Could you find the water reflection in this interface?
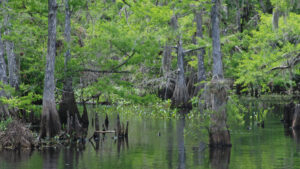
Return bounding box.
[177,115,186,169]
[41,148,60,169]
[0,149,32,168]
[209,147,231,169]
[117,137,129,156]
[166,120,173,169]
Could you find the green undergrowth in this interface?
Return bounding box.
[0,117,13,131]
[94,99,179,119]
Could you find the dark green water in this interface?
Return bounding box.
[1,103,300,169]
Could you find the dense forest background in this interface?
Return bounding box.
[0,0,300,139]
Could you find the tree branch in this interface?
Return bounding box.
[81,69,131,74]
[183,47,205,54]
[270,55,300,71]
[111,50,136,70]
[122,0,131,7]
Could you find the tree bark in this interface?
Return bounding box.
[193,9,206,96]
[0,24,10,121]
[40,0,61,138]
[211,0,223,79]
[259,0,267,13]
[209,0,231,147]
[172,36,190,108]
[171,14,190,108]
[3,0,19,90]
[236,0,242,32]
[208,80,231,147]
[58,0,81,125]
[272,8,280,30]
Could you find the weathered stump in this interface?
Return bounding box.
[204,79,231,147]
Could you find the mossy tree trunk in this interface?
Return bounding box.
[193,8,206,96]
[211,0,223,79]
[58,0,81,125]
[208,0,231,147]
[3,0,19,90]
[40,0,61,138]
[172,36,190,108]
[160,14,177,100]
[0,24,10,121]
[272,8,280,30]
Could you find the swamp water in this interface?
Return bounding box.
[1,102,300,169]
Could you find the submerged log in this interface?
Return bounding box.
[292,104,300,130]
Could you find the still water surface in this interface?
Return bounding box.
[1,102,300,169]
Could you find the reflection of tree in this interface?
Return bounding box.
[117,137,129,157]
[0,149,33,168]
[62,145,84,169]
[210,147,231,169]
[166,120,173,169]
[42,148,60,169]
[177,115,186,169]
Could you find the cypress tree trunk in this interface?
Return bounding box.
[159,14,177,100]
[236,0,242,32]
[172,36,190,108]
[0,24,10,121]
[193,9,206,96]
[259,0,267,13]
[58,0,81,125]
[160,42,174,99]
[171,15,190,108]
[211,0,223,79]
[209,0,231,147]
[272,8,280,30]
[3,0,19,90]
[40,0,61,138]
